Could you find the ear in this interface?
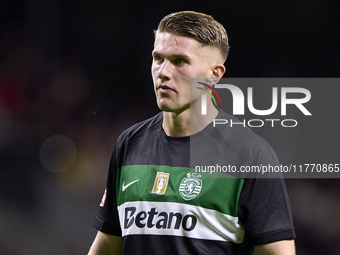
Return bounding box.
[206,64,226,85]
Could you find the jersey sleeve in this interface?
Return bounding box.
[93,146,122,236]
[238,144,296,246]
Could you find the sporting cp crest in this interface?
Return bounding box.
[179,173,203,201]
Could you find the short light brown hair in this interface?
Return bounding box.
[155,11,230,62]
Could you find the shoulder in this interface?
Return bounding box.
[208,111,275,163]
[116,112,163,146]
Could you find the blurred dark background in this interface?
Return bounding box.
[0,0,339,254]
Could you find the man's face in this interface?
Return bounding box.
[152,32,218,114]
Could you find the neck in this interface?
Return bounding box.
[162,102,218,137]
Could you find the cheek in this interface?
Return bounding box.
[192,62,211,76]
[151,66,158,79]
[176,67,192,81]
[181,65,207,79]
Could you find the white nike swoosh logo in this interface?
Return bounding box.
[122,179,140,191]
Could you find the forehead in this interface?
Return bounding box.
[153,32,202,56]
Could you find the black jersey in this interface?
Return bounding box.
[94,110,295,255]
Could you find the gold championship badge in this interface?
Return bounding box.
[151,172,170,195]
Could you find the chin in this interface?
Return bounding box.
[158,104,190,116]
[157,98,172,111]
[157,104,174,112]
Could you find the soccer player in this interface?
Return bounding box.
[88,11,296,255]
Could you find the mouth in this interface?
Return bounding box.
[158,84,175,93]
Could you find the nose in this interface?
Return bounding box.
[158,60,171,82]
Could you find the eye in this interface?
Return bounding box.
[153,55,163,64]
[174,58,186,66]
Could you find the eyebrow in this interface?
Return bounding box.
[152,51,191,60]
